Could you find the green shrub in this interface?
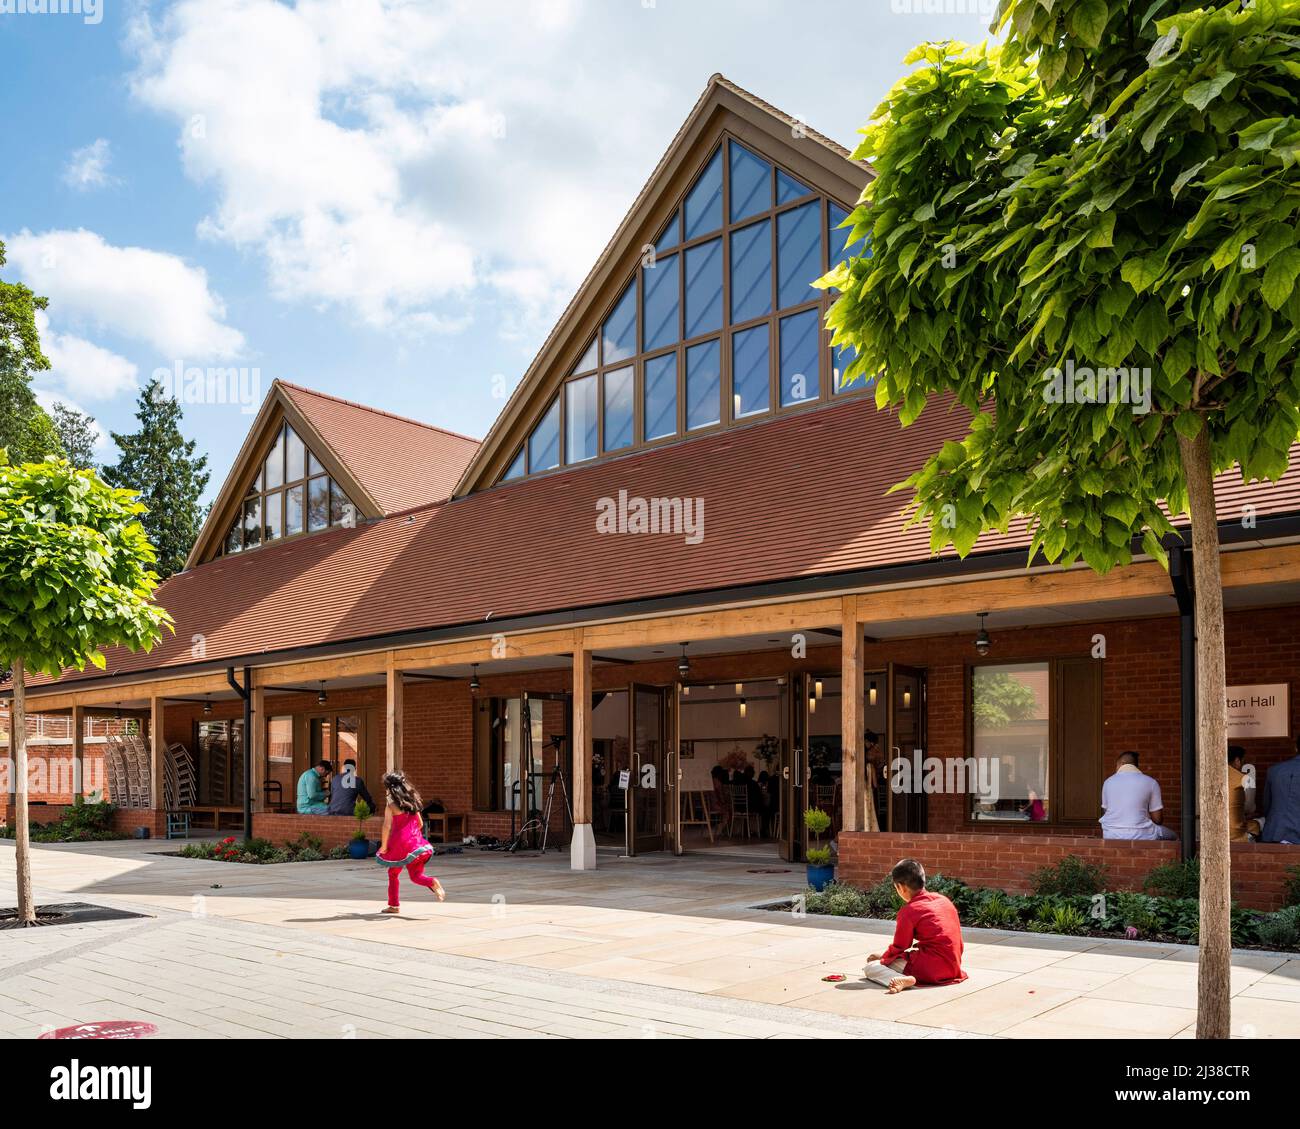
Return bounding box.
[285,831,324,855]
[1144,859,1199,900]
[328,845,348,860]
[1113,891,1161,935]
[1257,912,1299,950]
[268,847,294,864]
[1030,854,1108,897]
[1028,901,1088,935]
[295,848,324,862]
[806,847,833,867]
[1152,897,1200,943]
[974,893,1019,930]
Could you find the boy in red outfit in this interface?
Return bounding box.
[863,858,967,993]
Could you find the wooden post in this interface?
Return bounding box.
[71,704,85,801]
[386,652,403,774]
[840,595,865,833]
[570,636,596,870]
[150,695,165,810]
[250,685,266,812]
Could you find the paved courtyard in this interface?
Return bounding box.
[2,839,1298,1039]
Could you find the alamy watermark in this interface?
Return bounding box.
[889,0,998,15]
[1,0,101,24]
[596,489,704,545]
[152,361,262,415]
[1043,359,1152,415]
[890,750,1001,804]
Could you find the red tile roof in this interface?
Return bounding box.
[22,395,1300,689]
[280,382,479,514]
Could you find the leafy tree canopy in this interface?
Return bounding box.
[0,239,62,465]
[0,458,173,678]
[102,379,210,579]
[50,403,99,471]
[819,0,1300,572]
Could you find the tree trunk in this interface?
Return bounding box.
[1178,428,1230,1040]
[13,657,35,925]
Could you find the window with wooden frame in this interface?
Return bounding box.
[219,422,358,556]
[966,657,1103,827]
[499,135,869,483]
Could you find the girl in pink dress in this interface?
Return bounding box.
[376,771,446,913]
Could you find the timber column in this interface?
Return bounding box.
[840,596,865,832]
[570,636,596,870]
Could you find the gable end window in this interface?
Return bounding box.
[219,422,357,556]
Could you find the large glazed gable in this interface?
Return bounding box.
[452,74,872,497]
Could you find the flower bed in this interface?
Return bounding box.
[0,798,128,843]
[175,833,352,864]
[793,856,1300,953]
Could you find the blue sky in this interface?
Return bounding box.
[0,0,996,502]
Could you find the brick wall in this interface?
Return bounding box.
[0,802,164,839]
[839,830,1180,895]
[250,812,385,851]
[838,831,1300,911]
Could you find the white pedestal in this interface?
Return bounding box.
[570,822,597,871]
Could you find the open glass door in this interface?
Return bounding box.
[667,684,682,855]
[781,673,809,862]
[627,684,667,855]
[886,664,928,833]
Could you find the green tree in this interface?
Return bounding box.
[819,0,1300,1038]
[0,240,62,464]
[972,670,1040,729]
[0,457,171,923]
[102,380,210,578]
[50,403,99,471]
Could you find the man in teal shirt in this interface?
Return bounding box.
[296,760,332,814]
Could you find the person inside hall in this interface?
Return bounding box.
[328,758,376,816]
[1261,737,1300,845]
[1227,746,1260,841]
[863,858,966,993]
[296,759,332,815]
[1099,751,1176,840]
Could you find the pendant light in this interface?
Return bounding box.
[203,696,213,716]
[814,678,823,700]
[735,682,743,696]
[975,611,992,657]
[869,679,877,707]
[739,696,747,719]
[677,642,690,679]
[903,688,912,709]
[808,693,816,714]
[317,682,327,705]
[469,663,481,693]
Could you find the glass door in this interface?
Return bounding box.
[627,684,667,855]
[781,673,809,862]
[886,664,928,833]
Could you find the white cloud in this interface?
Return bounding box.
[62,139,117,191]
[124,0,659,336]
[34,311,138,403]
[4,228,245,360]
[122,0,983,347]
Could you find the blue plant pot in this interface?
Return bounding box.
[347,839,369,860]
[806,864,835,892]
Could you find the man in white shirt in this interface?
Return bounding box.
[1100,751,1177,840]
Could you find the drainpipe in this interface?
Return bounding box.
[1169,545,1196,859]
[227,666,252,843]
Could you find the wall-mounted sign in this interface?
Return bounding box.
[1226,684,1290,740]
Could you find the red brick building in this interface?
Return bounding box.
[4,77,1299,907]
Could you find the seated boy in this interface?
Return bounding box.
[863,858,967,993]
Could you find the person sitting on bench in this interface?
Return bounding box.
[296,760,332,815]
[328,759,376,816]
[863,858,967,993]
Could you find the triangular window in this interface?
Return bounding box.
[221,422,356,555]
